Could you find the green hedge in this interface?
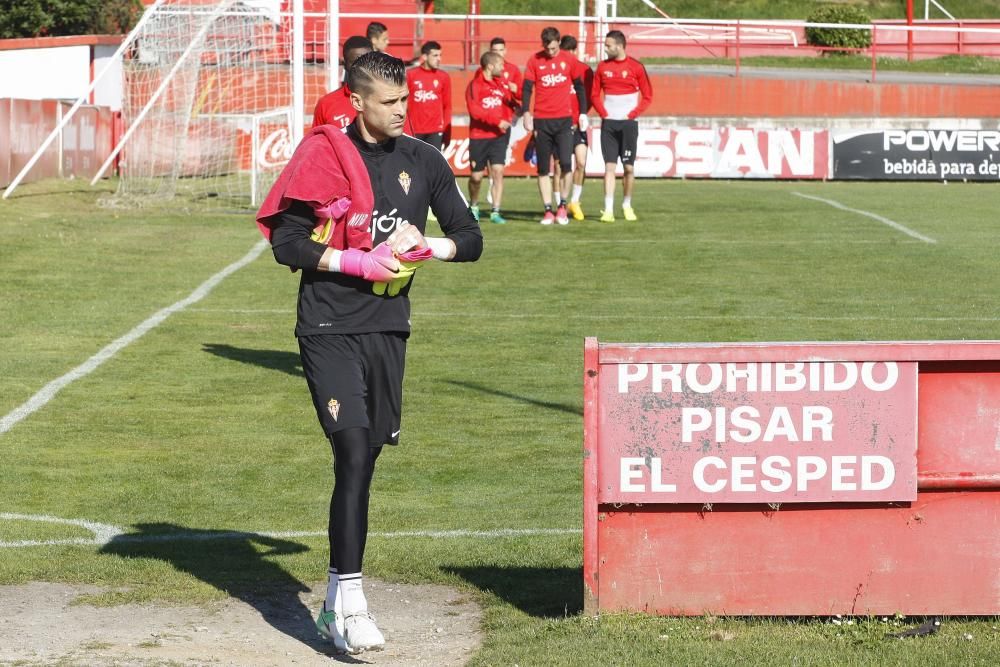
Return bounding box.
[804,5,873,54]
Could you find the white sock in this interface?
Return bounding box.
[325,567,340,611]
[571,184,583,203]
[604,196,613,212]
[622,196,632,209]
[339,572,368,614]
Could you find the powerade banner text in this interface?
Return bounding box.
[833,129,1000,181]
[597,360,918,503]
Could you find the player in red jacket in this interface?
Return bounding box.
[366,21,389,53]
[489,37,523,110]
[406,41,452,150]
[466,51,518,225]
[556,35,593,221]
[312,36,373,130]
[521,26,588,225]
[487,37,523,211]
[591,30,652,222]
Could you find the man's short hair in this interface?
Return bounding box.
[606,30,627,48]
[489,36,506,48]
[366,21,388,39]
[347,51,406,96]
[421,40,442,55]
[480,50,503,69]
[342,35,373,62]
[540,27,560,46]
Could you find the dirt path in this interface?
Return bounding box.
[0,579,482,666]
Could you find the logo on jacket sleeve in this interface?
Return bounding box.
[327,398,340,421]
[398,171,411,194]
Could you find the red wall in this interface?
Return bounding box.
[440,68,999,119]
[0,99,114,188]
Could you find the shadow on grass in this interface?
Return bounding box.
[445,380,582,416]
[443,565,583,618]
[99,523,361,663]
[496,208,550,222]
[203,343,302,377]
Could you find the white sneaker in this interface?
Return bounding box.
[315,601,348,653]
[343,610,385,653]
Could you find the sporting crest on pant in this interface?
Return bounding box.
[398,171,411,195]
[327,398,340,421]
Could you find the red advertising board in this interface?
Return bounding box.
[60,103,114,180]
[443,124,830,179]
[238,121,830,181]
[584,340,1000,616]
[8,99,60,183]
[0,99,10,187]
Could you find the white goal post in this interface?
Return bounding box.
[94,0,304,210]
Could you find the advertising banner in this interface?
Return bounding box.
[60,103,113,180]
[439,123,830,179]
[833,129,1000,181]
[8,99,59,182]
[597,359,918,504]
[247,122,830,181]
[0,99,10,187]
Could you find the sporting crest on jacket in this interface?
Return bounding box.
[398,171,411,195]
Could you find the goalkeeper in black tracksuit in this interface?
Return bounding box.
[266,52,483,654]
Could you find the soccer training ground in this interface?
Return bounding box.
[2,177,1000,665]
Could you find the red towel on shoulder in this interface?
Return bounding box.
[255,125,374,251]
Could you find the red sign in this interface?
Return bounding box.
[439,124,829,179]
[612,126,829,179]
[598,359,917,503]
[244,122,829,181]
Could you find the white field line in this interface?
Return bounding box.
[0,513,579,548]
[467,238,917,245]
[792,192,937,244]
[415,314,1000,321]
[186,308,1000,323]
[0,239,269,436]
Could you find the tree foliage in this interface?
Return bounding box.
[0,0,143,39]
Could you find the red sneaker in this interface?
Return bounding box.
[555,204,569,225]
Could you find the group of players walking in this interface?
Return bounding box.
[312,25,652,225]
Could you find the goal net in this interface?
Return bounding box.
[101,0,296,210]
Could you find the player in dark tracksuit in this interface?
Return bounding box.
[268,52,482,654]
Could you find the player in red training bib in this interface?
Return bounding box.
[591,30,652,223]
[555,34,593,221]
[312,36,373,130]
[521,26,588,226]
[406,41,452,151]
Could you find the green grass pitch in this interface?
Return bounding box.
[2,176,999,664]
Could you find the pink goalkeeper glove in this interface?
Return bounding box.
[313,197,351,221]
[339,243,400,282]
[396,247,434,263]
[372,246,434,296]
